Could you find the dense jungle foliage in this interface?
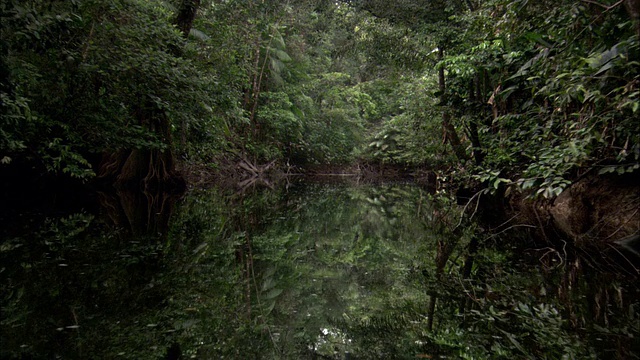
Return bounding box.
[1,1,640,359]
[2,0,638,194]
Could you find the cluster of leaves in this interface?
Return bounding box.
[448,0,640,197]
[337,0,639,197]
[362,77,453,166]
[1,0,220,179]
[2,0,637,187]
[177,1,383,166]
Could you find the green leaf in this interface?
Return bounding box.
[525,32,552,48]
[275,49,291,62]
[189,28,210,40]
[598,166,616,175]
[262,277,276,291]
[264,300,276,315]
[264,288,283,300]
[594,61,614,76]
[498,329,532,358]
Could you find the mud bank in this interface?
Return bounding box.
[485,172,640,257]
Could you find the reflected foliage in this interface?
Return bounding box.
[1,183,639,359]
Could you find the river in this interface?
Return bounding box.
[1,180,638,359]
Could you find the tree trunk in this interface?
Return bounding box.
[174,0,202,150]
[438,48,468,162]
[426,294,437,332]
[97,2,203,191]
[625,0,640,39]
[175,0,201,38]
[98,188,178,239]
[467,118,484,165]
[465,0,475,12]
[426,237,454,332]
[459,236,479,314]
[98,107,184,190]
[467,75,485,165]
[249,42,263,136]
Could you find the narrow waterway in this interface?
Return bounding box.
[1,181,638,359]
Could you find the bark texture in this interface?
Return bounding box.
[625,0,640,38]
[175,0,201,38]
[549,173,639,245]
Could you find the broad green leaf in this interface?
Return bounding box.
[264,288,283,300]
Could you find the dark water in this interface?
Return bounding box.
[1,182,639,359]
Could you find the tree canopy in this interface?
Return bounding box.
[1,0,638,196]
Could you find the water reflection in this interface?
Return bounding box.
[1,182,638,359]
[98,188,180,238]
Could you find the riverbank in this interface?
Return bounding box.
[463,170,640,272]
[177,158,437,190]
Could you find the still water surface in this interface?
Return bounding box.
[1,181,638,359]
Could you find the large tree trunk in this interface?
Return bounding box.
[97,1,202,191]
[98,107,184,190]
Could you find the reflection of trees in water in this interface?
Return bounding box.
[1,187,186,359]
[327,200,639,359]
[97,188,180,239]
[5,183,636,359]
[529,246,640,358]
